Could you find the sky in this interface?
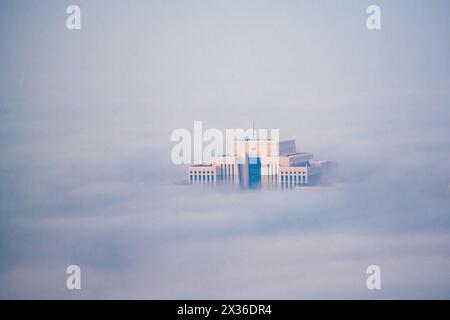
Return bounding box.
[0,0,449,298]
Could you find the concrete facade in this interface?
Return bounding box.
[188,138,330,187]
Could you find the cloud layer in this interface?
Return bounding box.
[1,0,450,299]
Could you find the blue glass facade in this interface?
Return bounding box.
[248,157,261,189]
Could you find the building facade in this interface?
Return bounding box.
[188,138,332,188]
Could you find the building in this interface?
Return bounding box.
[188,138,332,188]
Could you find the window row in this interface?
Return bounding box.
[190,175,215,182]
[280,175,307,182]
[280,171,306,175]
[219,164,234,176]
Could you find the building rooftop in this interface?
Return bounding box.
[285,152,312,157]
